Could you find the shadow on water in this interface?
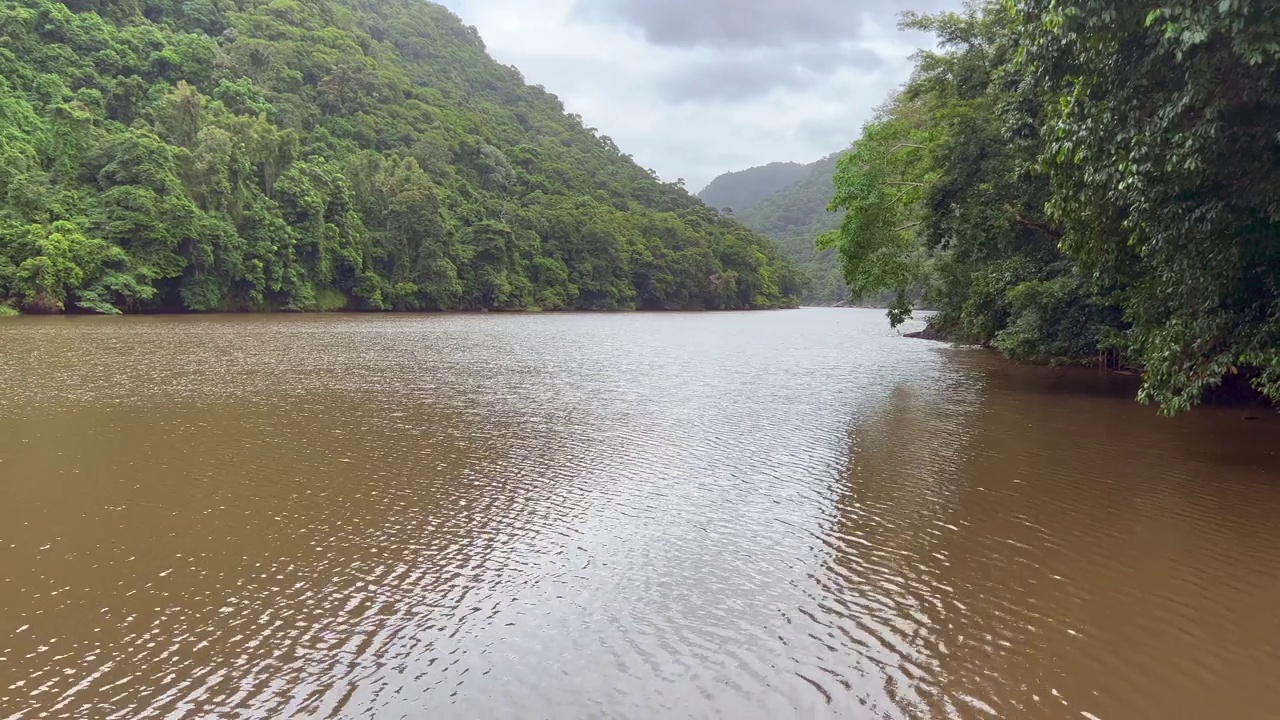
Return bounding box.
[820,349,1280,720]
[945,348,1280,472]
[967,360,1142,401]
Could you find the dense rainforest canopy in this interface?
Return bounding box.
[0,0,802,314]
[699,154,850,305]
[825,0,1280,413]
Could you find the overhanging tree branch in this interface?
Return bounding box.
[1013,212,1063,238]
[888,187,916,206]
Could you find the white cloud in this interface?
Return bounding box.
[441,0,956,190]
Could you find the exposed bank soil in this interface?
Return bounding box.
[903,325,943,341]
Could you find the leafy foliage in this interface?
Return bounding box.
[824,0,1280,413]
[0,0,800,314]
[1015,0,1280,412]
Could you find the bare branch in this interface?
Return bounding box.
[888,187,915,206]
[1014,213,1063,238]
[895,221,922,232]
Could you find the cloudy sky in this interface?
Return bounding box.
[438,0,960,191]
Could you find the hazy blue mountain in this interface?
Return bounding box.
[700,152,851,305]
[696,162,808,216]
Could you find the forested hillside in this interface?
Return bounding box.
[0,0,801,314]
[699,154,850,305]
[696,162,806,218]
[826,0,1280,413]
[735,152,847,305]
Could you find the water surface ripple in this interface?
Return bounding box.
[1,310,1279,719]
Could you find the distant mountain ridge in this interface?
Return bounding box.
[697,162,808,216]
[698,152,849,305]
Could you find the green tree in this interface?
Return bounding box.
[1014,0,1280,411]
[3,221,142,313]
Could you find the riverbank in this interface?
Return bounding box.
[0,302,799,317]
[903,325,942,341]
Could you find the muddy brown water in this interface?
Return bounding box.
[1,309,1278,719]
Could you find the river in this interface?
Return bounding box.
[1,309,1278,719]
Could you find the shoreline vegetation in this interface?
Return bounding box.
[820,0,1280,415]
[0,0,802,319]
[0,303,799,317]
